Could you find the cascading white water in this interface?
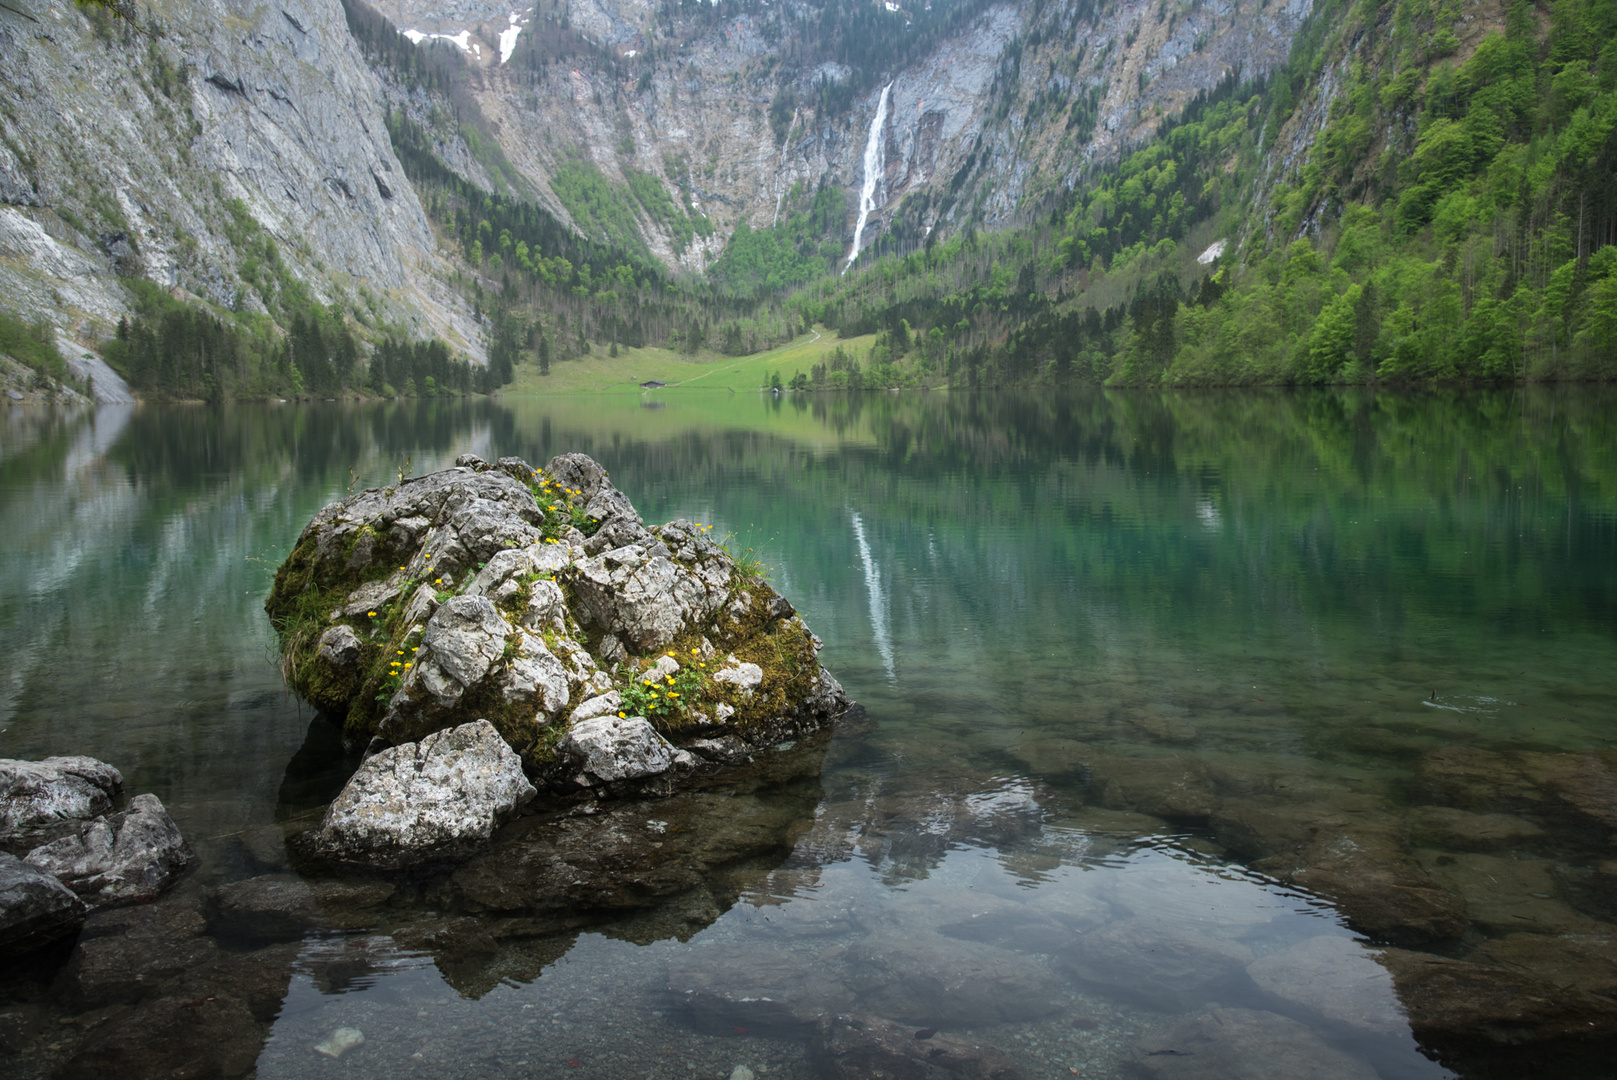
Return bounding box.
[845,81,893,272]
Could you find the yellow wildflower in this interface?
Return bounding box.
[367,611,377,617]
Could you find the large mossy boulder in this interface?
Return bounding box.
[266,453,851,789]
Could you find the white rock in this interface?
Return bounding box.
[314,720,536,865]
[569,691,624,724]
[641,654,681,683]
[420,595,509,689]
[313,1027,365,1058]
[0,756,123,840]
[23,793,194,906]
[503,633,571,714]
[712,660,764,694]
[560,716,680,782]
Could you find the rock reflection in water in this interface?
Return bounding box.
[248,759,1442,1080]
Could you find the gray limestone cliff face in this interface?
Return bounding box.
[0,0,479,356]
[361,0,1310,269]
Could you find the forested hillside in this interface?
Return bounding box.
[9,0,1610,399]
[770,0,1617,387]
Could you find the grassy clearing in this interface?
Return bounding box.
[504,326,878,396]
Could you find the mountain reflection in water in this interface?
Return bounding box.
[2,387,1615,1080]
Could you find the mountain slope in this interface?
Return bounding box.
[770,0,1616,387]
[0,0,479,360]
[355,0,1314,274]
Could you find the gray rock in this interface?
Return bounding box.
[597,632,629,665]
[560,715,681,783]
[1131,1007,1379,1080]
[573,544,726,653]
[503,632,571,715]
[0,852,86,958]
[316,623,363,667]
[805,665,849,716]
[521,577,569,629]
[1406,805,1545,851]
[641,653,681,683]
[24,794,195,907]
[810,1011,1025,1080]
[401,581,439,625]
[269,454,855,794]
[584,514,661,555]
[569,690,624,724]
[465,546,542,597]
[687,736,751,764]
[420,595,510,689]
[58,890,219,1007]
[380,595,510,743]
[337,577,404,617]
[0,756,123,850]
[545,452,612,500]
[312,720,537,866]
[1378,946,1617,1043]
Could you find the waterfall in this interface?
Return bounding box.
[845,82,893,273]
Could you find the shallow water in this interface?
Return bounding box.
[2,387,1616,1079]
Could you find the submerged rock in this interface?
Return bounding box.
[1214,799,1467,946]
[809,1012,1025,1079]
[53,940,300,1080]
[1060,916,1252,1012]
[670,941,856,1034]
[1378,946,1617,1044]
[1131,1007,1379,1080]
[309,720,537,867]
[1245,935,1406,1035]
[23,793,194,907]
[265,452,852,797]
[0,852,87,959]
[841,932,1063,1026]
[313,1026,365,1058]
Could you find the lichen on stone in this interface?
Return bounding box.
[266,452,852,794]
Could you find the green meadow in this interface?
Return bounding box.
[506,327,877,396]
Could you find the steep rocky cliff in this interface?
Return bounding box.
[0,0,481,355]
[0,0,1320,362]
[360,0,1311,271]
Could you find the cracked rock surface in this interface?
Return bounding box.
[267,452,854,864]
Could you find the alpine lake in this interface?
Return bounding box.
[2,385,1616,1080]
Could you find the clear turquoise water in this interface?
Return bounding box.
[2,387,1616,1079]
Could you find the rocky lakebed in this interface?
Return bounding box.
[4,452,1617,1079]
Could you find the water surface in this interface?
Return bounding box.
[2,387,1615,1079]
